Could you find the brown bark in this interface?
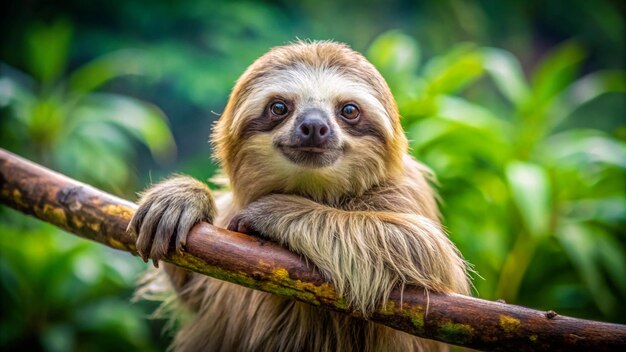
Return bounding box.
[0,148,624,351]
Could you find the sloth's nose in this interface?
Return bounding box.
[297,115,330,146]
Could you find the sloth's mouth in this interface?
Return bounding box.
[286,146,326,153]
[277,145,342,168]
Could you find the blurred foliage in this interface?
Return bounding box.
[0,20,175,194]
[0,17,174,352]
[0,0,625,351]
[0,214,159,351]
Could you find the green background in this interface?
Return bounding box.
[1,1,624,351]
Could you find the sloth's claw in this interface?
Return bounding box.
[127,176,215,267]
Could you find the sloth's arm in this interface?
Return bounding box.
[228,193,469,314]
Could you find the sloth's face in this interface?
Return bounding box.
[237,64,396,170]
[215,42,407,202]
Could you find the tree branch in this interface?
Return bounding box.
[0,148,624,351]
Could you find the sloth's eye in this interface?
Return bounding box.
[270,101,288,116]
[340,104,360,121]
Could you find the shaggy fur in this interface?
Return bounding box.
[129,41,469,352]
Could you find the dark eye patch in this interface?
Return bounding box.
[336,104,387,144]
[240,98,293,139]
[344,121,387,144]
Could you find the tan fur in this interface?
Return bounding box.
[129,41,469,352]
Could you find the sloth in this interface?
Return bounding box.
[129,41,469,352]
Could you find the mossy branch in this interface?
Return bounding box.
[0,148,624,351]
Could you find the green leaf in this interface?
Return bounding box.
[41,324,75,352]
[557,223,621,316]
[367,31,420,82]
[596,232,626,297]
[564,197,626,224]
[0,66,36,109]
[407,118,456,150]
[542,130,626,170]
[480,48,531,106]
[68,49,153,94]
[547,70,626,128]
[0,66,40,134]
[436,96,510,134]
[506,161,551,237]
[531,41,586,105]
[76,301,151,347]
[25,20,73,85]
[422,43,484,95]
[70,93,176,163]
[54,132,131,190]
[408,97,513,168]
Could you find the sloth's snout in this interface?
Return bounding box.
[278,108,341,167]
[295,109,331,147]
